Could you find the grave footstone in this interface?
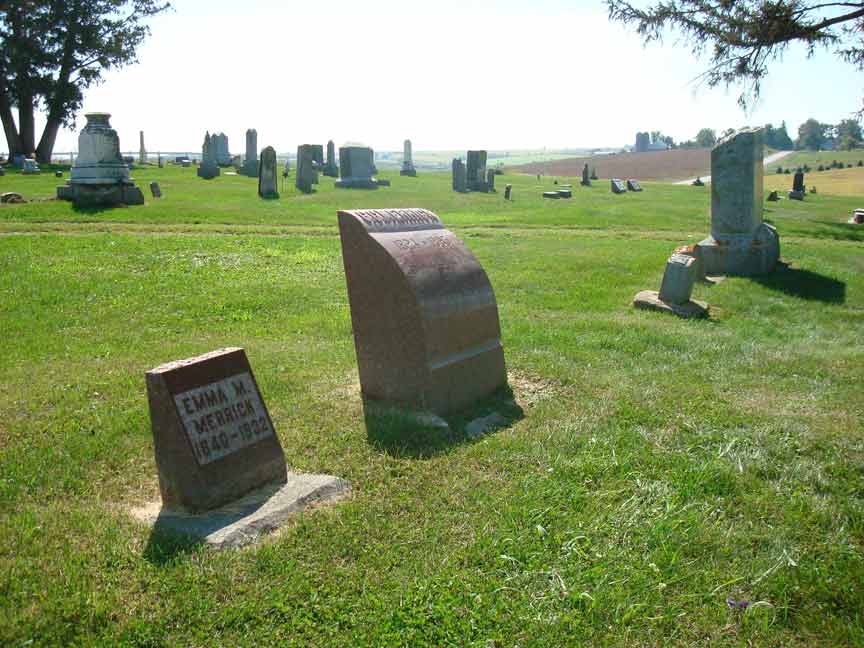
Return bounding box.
[452,158,467,193]
[241,129,259,177]
[55,112,145,206]
[626,179,643,192]
[295,144,320,193]
[542,191,560,199]
[698,128,779,276]
[633,253,708,319]
[258,146,279,199]
[150,181,161,198]
[337,208,507,416]
[400,139,417,177]
[610,178,627,194]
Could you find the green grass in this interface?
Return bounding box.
[1,165,863,646]
[772,149,864,171]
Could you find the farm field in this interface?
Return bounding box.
[1,164,862,646]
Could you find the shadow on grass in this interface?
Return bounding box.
[364,384,524,459]
[143,523,203,566]
[752,262,846,304]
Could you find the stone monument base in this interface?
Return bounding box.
[400,167,417,177]
[788,190,805,201]
[57,182,145,206]
[335,178,390,189]
[240,161,258,177]
[131,472,349,549]
[633,290,709,319]
[698,223,779,276]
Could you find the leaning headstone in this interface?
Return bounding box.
[504,184,512,200]
[626,179,643,192]
[400,139,417,177]
[295,144,320,193]
[337,208,507,416]
[699,128,779,276]
[673,243,705,280]
[258,146,279,199]
[452,158,467,193]
[21,159,40,175]
[197,131,220,180]
[633,253,708,319]
[581,163,591,186]
[322,140,339,177]
[150,181,161,198]
[486,168,496,192]
[466,150,489,192]
[55,112,145,206]
[241,129,259,177]
[610,178,627,194]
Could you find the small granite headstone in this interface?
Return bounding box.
[610,178,627,194]
[295,144,320,193]
[150,181,161,198]
[337,208,507,416]
[486,168,496,192]
[633,253,708,319]
[767,190,779,201]
[626,179,643,192]
[452,158,467,193]
[145,347,287,512]
[21,159,40,175]
[258,146,279,199]
[504,184,512,200]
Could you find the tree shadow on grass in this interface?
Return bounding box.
[143,524,203,566]
[751,262,846,304]
[364,384,524,460]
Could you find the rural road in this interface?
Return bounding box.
[675,150,794,184]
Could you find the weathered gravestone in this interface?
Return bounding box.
[336,146,389,189]
[542,191,561,199]
[21,159,40,175]
[767,190,779,202]
[258,146,279,198]
[467,150,489,192]
[581,163,591,186]
[150,181,161,198]
[322,140,339,177]
[610,178,627,194]
[504,184,512,200]
[486,168,496,192]
[211,132,231,166]
[241,129,258,177]
[692,177,705,187]
[338,208,507,416]
[633,253,709,319]
[139,130,146,165]
[197,131,221,179]
[295,144,320,193]
[698,128,779,276]
[56,112,145,206]
[452,158,467,193]
[789,170,805,200]
[627,179,643,192]
[400,139,417,177]
[142,347,348,547]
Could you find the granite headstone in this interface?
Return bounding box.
[258,146,279,199]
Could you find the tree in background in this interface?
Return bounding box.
[605,1,864,111]
[797,118,831,150]
[836,119,863,149]
[695,128,716,148]
[764,122,795,150]
[0,0,170,162]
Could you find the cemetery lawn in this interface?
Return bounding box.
[1,166,863,646]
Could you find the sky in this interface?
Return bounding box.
[40,0,864,154]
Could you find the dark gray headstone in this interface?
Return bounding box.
[581,163,590,186]
[504,184,512,200]
[626,179,643,192]
[452,158,467,193]
[610,179,627,194]
[258,146,278,198]
[467,150,488,192]
[150,181,161,198]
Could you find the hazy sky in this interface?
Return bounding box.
[43,0,863,153]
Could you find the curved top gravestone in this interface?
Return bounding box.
[338,208,507,415]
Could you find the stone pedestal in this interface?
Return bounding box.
[698,128,779,276]
[338,208,507,416]
[56,112,144,205]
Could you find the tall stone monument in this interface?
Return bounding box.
[296,144,320,193]
[338,208,507,416]
[139,131,146,165]
[335,146,390,189]
[241,129,258,177]
[699,128,779,276]
[197,131,220,179]
[258,146,278,199]
[400,139,417,177]
[452,158,467,193]
[322,140,339,177]
[581,163,591,186]
[466,150,489,192]
[208,132,231,166]
[56,112,144,206]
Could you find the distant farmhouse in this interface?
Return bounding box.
[634,131,671,153]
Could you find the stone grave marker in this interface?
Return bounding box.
[633,253,708,319]
[197,131,221,180]
[323,140,339,177]
[55,170,63,178]
[557,189,572,198]
[467,150,489,192]
[626,179,643,192]
[0,167,5,176]
[139,130,146,165]
[543,191,560,199]
[1,192,24,203]
[258,146,279,198]
[337,208,507,416]
[56,112,144,206]
[336,146,389,189]
[504,184,512,200]
[849,209,864,225]
[242,129,259,177]
[400,139,417,177]
[150,181,161,198]
[21,159,40,175]
[296,144,320,193]
[767,190,779,201]
[699,128,779,275]
[610,178,627,194]
[581,163,591,186]
[452,158,467,193]
[692,177,705,187]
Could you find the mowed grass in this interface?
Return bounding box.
[765,165,864,198]
[0,165,863,646]
[772,148,864,171]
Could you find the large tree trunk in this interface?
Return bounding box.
[0,91,22,158]
[17,91,35,156]
[36,116,62,164]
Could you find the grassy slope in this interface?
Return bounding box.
[1,165,863,646]
[765,166,864,198]
[771,149,864,171]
